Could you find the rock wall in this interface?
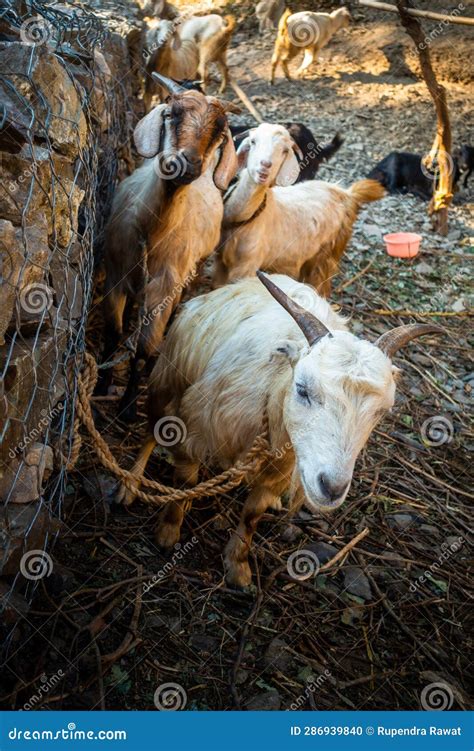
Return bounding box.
[0,1,138,610]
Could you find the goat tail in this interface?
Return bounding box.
[202,14,235,62]
[278,7,292,32]
[318,132,344,164]
[223,14,236,33]
[349,178,385,206]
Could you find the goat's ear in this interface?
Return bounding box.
[271,339,301,365]
[170,31,181,50]
[275,149,300,187]
[236,137,251,170]
[214,128,238,190]
[133,103,166,158]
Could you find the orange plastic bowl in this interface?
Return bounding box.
[383,232,422,258]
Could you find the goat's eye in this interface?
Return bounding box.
[296,383,311,404]
[283,148,289,155]
[250,138,255,145]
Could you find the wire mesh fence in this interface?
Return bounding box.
[0,0,133,653]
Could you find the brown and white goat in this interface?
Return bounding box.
[99,75,239,421]
[214,123,384,296]
[117,272,441,586]
[271,7,351,83]
[145,15,235,111]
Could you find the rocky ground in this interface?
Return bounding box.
[2,0,472,713]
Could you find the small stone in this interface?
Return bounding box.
[245,691,281,711]
[280,524,303,544]
[189,633,219,654]
[361,223,382,239]
[451,297,465,313]
[415,261,433,274]
[386,513,415,530]
[420,524,441,538]
[343,566,372,600]
[264,638,292,674]
[305,541,338,564]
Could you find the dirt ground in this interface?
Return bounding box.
[2,0,473,712]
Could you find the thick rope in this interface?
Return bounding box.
[63,352,273,505]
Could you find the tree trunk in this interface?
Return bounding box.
[396,0,453,235]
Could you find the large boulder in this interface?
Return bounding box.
[0,41,87,158]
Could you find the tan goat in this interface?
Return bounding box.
[271,7,352,83]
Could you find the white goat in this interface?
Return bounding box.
[271,7,352,83]
[100,76,239,421]
[214,123,384,296]
[256,0,286,34]
[144,20,199,111]
[118,272,440,586]
[179,14,235,92]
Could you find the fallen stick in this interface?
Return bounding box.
[229,78,264,123]
[335,257,376,293]
[358,0,474,26]
[319,527,370,572]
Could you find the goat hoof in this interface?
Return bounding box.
[155,522,181,549]
[225,558,252,588]
[115,484,135,507]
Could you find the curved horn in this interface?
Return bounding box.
[257,271,332,347]
[151,72,186,95]
[375,323,444,358]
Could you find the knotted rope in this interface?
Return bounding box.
[62,352,273,505]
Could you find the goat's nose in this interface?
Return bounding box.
[318,473,350,502]
[260,159,272,169]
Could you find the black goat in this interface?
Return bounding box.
[231,122,343,182]
[457,145,473,188]
[368,151,461,200]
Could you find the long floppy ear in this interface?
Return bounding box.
[276,148,300,186]
[170,30,181,50]
[214,128,239,190]
[133,103,167,158]
[236,136,251,170]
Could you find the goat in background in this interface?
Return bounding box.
[271,7,352,83]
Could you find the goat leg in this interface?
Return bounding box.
[225,484,282,587]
